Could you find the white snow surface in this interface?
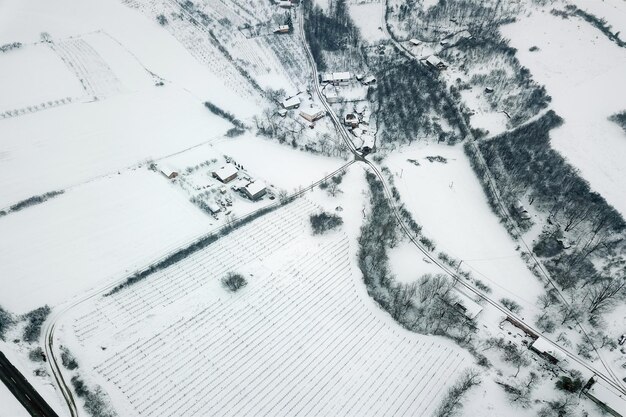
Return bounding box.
[501,10,626,217]
[385,143,546,311]
[0,169,213,313]
[0,85,231,208]
[572,0,626,34]
[349,2,385,43]
[60,192,473,417]
[0,381,29,417]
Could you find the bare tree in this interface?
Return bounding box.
[585,277,626,315]
[434,369,482,417]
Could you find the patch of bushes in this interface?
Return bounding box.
[28,347,45,362]
[225,127,245,137]
[61,346,79,370]
[500,298,521,314]
[221,272,247,292]
[156,14,168,25]
[203,101,244,128]
[555,375,583,393]
[2,190,64,216]
[609,111,626,133]
[71,376,117,417]
[0,306,13,341]
[0,42,22,53]
[22,305,51,343]
[474,280,491,293]
[532,232,563,258]
[310,212,343,234]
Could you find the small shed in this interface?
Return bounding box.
[361,75,376,85]
[584,378,626,417]
[426,55,447,70]
[278,0,292,8]
[453,290,483,319]
[212,164,238,183]
[282,96,300,109]
[344,113,359,128]
[277,108,287,117]
[208,202,221,214]
[244,181,266,200]
[300,107,325,122]
[159,164,178,179]
[529,337,566,364]
[274,25,290,34]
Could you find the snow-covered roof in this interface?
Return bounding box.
[362,75,376,84]
[213,164,238,182]
[426,55,444,66]
[282,96,300,108]
[333,72,351,81]
[530,337,567,362]
[159,163,178,177]
[245,181,266,196]
[409,38,421,46]
[453,290,483,319]
[208,202,221,213]
[300,107,324,117]
[276,25,289,31]
[587,379,626,415]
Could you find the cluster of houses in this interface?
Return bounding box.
[343,103,374,151]
[319,71,377,87]
[212,163,267,201]
[279,94,326,126]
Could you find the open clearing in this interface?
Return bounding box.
[60,197,472,417]
[385,143,546,311]
[501,10,626,217]
[0,169,213,313]
[0,44,84,113]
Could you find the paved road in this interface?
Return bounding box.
[0,351,59,417]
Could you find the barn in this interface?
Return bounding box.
[529,337,566,364]
[244,181,266,201]
[159,164,179,180]
[212,164,238,183]
[300,107,325,122]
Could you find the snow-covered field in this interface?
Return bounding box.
[0,381,29,417]
[0,44,84,114]
[501,10,626,217]
[349,2,385,43]
[385,143,546,311]
[0,169,214,314]
[572,0,626,34]
[0,85,231,208]
[59,196,472,416]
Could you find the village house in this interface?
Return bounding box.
[159,164,179,180]
[300,106,325,122]
[244,181,266,201]
[361,75,376,85]
[277,0,292,8]
[321,72,352,85]
[212,163,238,183]
[344,113,359,128]
[274,25,290,34]
[426,55,447,70]
[529,337,566,364]
[409,38,421,46]
[453,290,483,320]
[584,378,626,417]
[282,96,300,110]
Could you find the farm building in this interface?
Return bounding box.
[159,164,178,179]
[282,96,300,109]
[361,75,376,85]
[409,38,421,46]
[529,337,566,364]
[426,55,447,70]
[344,113,359,128]
[300,107,325,122]
[243,181,266,200]
[452,290,483,319]
[321,72,352,85]
[212,164,238,183]
[584,378,626,417]
[274,25,290,34]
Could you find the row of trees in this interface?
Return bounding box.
[0,190,65,218]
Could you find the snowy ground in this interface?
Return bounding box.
[0,169,214,314]
[501,10,626,217]
[571,0,626,34]
[349,1,385,44]
[58,191,473,417]
[384,143,546,313]
[0,85,231,208]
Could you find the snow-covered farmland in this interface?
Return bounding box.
[501,10,626,217]
[0,85,231,208]
[213,133,348,191]
[0,44,84,114]
[385,144,546,311]
[349,1,385,44]
[59,197,472,416]
[0,380,29,417]
[0,169,213,314]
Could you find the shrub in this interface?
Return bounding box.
[28,347,45,362]
[310,212,343,234]
[156,14,168,25]
[500,298,521,314]
[71,376,116,417]
[0,306,14,341]
[61,346,79,370]
[203,101,244,128]
[22,305,51,343]
[222,273,247,292]
[474,280,492,293]
[555,376,583,393]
